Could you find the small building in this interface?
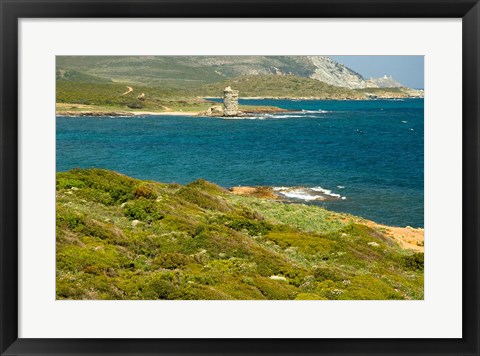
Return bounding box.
[223,86,239,117]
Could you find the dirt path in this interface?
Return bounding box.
[121,86,133,96]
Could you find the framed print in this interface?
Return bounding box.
[1,0,479,355]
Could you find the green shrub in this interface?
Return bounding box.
[176,186,231,212]
[75,187,114,205]
[338,275,403,300]
[56,177,86,190]
[402,253,424,271]
[295,293,326,300]
[57,244,127,274]
[56,206,84,230]
[57,169,136,204]
[313,266,337,282]
[187,179,226,194]
[123,198,164,223]
[315,280,343,300]
[265,230,336,255]
[133,183,157,200]
[57,207,116,240]
[145,278,175,299]
[153,253,193,269]
[172,284,231,300]
[221,215,272,236]
[253,277,298,300]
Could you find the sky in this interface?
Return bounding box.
[329,56,424,89]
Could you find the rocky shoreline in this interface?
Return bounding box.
[230,186,343,202]
[56,106,293,118]
[203,90,424,101]
[197,105,291,117]
[230,185,424,252]
[57,111,136,117]
[56,92,423,118]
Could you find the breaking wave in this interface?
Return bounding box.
[221,110,331,120]
[273,186,346,201]
[301,109,330,114]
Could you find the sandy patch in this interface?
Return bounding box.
[131,111,199,116]
[230,186,278,199]
[230,186,424,252]
[364,221,424,252]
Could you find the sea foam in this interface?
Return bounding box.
[273,186,345,201]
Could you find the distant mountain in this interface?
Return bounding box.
[56,56,406,89]
[302,56,376,89]
[369,75,404,88]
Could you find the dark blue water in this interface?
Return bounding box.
[57,99,424,227]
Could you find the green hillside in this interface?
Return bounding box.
[56,81,216,113]
[56,55,422,111]
[57,56,227,88]
[56,169,424,300]
[56,73,419,115]
[56,68,113,84]
[194,75,417,99]
[55,56,326,88]
[194,74,364,99]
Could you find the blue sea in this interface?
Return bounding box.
[56,99,424,228]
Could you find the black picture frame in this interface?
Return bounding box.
[1,1,479,355]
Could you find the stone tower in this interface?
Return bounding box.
[223,86,239,117]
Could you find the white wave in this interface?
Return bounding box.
[222,116,266,120]
[271,115,305,118]
[273,186,345,201]
[301,109,330,114]
[311,186,342,198]
[337,185,345,189]
[402,120,408,123]
[221,110,330,120]
[279,190,325,201]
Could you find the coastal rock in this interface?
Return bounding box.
[56,111,135,117]
[198,105,224,117]
[131,219,141,227]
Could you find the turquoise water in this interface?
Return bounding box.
[56,99,424,227]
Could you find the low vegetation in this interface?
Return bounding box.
[56,169,423,300]
[194,75,419,99]
[194,75,363,99]
[56,73,420,115]
[56,80,216,113]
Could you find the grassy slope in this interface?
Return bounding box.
[56,68,113,84]
[195,75,360,99]
[56,74,420,115]
[195,75,414,99]
[56,81,217,113]
[57,56,225,88]
[56,169,424,300]
[57,73,420,112]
